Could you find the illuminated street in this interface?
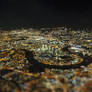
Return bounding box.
[0,28,92,92]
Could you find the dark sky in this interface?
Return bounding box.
[0,0,92,30]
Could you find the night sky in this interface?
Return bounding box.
[0,0,92,30]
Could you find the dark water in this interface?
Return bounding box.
[0,0,92,30]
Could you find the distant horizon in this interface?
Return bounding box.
[0,0,92,30]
